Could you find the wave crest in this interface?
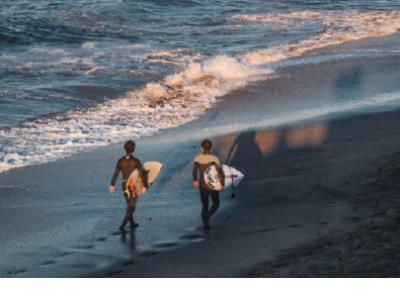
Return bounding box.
[0,55,270,173]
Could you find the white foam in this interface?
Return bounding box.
[31,47,67,55]
[235,10,400,65]
[0,55,271,173]
[147,51,177,60]
[143,82,168,99]
[81,42,96,49]
[145,49,200,67]
[203,56,253,80]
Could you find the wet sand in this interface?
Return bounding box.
[245,145,400,277]
[99,35,400,277]
[102,109,400,277]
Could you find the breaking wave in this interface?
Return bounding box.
[0,55,271,173]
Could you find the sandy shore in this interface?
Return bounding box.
[101,109,400,277]
[99,34,400,277]
[245,145,400,277]
[1,33,400,277]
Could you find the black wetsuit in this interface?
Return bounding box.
[111,154,148,229]
[192,153,224,229]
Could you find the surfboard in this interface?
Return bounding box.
[126,161,162,197]
[203,164,244,192]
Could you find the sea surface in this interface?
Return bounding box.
[1,0,400,172]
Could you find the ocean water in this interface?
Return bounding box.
[1,0,400,172]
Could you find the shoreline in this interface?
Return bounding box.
[2,28,400,175]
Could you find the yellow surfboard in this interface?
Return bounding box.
[126,161,162,197]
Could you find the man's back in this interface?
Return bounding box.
[192,153,223,188]
[111,155,148,187]
[192,139,223,230]
[118,156,141,180]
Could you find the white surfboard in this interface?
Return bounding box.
[126,161,162,197]
[204,164,244,192]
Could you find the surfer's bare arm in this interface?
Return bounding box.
[192,161,199,188]
[109,161,120,192]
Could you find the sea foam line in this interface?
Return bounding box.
[0,56,271,173]
[234,10,400,65]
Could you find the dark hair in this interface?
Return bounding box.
[201,139,212,151]
[124,140,136,154]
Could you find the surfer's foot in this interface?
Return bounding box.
[130,222,139,230]
[203,224,211,231]
[119,226,128,233]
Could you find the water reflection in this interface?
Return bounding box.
[119,230,137,253]
[215,122,328,163]
[255,131,280,154]
[286,123,327,148]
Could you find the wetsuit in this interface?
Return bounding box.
[111,154,148,229]
[192,153,224,229]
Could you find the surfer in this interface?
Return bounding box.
[192,139,224,231]
[109,140,148,233]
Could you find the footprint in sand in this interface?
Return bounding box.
[96,237,108,242]
[154,241,179,249]
[123,260,137,266]
[180,233,204,241]
[317,221,330,225]
[243,227,276,235]
[7,269,27,276]
[139,250,159,257]
[75,244,95,250]
[287,224,302,228]
[40,260,57,267]
[107,269,122,276]
[370,211,386,218]
[55,251,73,258]
[67,263,94,269]
[344,216,361,223]
[112,230,136,236]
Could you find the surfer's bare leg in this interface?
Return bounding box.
[120,206,134,230]
[120,196,137,231]
[129,197,139,229]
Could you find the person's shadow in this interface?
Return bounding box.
[225,131,265,180]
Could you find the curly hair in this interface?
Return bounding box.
[124,140,136,154]
[201,139,212,151]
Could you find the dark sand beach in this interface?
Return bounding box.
[1,34,400,277]
[103,110,400,277]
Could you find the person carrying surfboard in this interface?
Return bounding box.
[109,140,149,233]
[192,139,224,231]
